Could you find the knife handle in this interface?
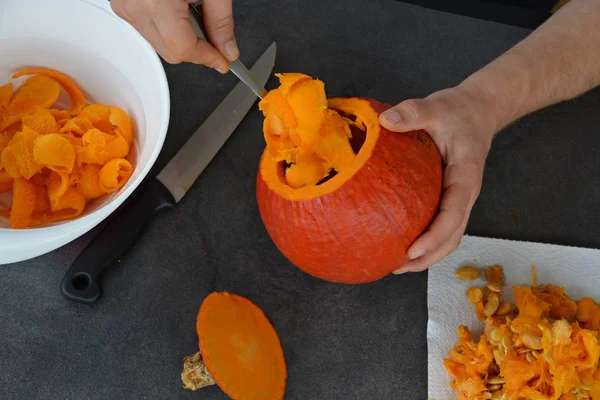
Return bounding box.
[60,177,176,304]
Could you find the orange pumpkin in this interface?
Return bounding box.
[256,74,443,284]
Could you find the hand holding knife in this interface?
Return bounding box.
[60,11,276,303]
[188,1,268,99]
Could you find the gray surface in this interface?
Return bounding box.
[2,0,600,399]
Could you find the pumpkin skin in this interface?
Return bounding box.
[256,97,443,284]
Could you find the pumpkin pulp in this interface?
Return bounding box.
[259,73,379,201]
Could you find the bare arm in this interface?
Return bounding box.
[379,0,600,273]
[464,0,600,133]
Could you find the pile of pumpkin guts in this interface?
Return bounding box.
[445,265,600,399]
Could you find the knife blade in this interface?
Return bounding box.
[60,42,276,304]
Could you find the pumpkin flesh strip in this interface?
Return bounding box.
[259,73,359,191]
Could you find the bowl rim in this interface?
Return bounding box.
[0,0,171,233]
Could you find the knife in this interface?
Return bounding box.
[60,42,276,304]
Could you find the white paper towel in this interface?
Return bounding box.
[427,235,600,400]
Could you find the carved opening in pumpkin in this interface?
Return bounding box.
[278,117,366,186]
[259,73,378,200]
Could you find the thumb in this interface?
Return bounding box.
[379,98,433,133]
[201,0,239,62]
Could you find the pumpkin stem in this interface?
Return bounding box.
[181,351,216,391]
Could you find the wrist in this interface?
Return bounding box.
[452,79,501,143]
[458,51,534,137]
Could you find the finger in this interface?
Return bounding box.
[393,223,467,274]
[378,98,434,133]
[111,0,177,64]
[405,161,482,261]
[153,1,229,70]
[202,0,239,62]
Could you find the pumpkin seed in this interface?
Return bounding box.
[488,376,505,385]
[525,352,536,363]
[582,384,592,391]
[487,281,502,293]
[466,287,483,303]
[496,301,511,315]
[487,384,502,391]
[501,336,512,352]
[517,348,533,354]
[522,333,543,350]
[531,350,540,359]
[484,392,493,399]
[490,390,504,400]
[484,293,500,317]
[493,349,505,365]
[490,328,503,342]
[456,266,480,281]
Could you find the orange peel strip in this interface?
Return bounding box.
[98,158,133,193]
[12,68,86,116]
[195,292,287,400]
[33,133,76,174]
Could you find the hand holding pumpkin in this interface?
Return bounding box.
[380,84,495,274]
[110,0,239,72]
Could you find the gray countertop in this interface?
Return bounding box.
[2,0,600,399]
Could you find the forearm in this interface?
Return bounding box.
[460,0,600,134]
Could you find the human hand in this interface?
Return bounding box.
[111,0,238,72]
[379,84,497,274]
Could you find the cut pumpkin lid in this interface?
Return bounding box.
[182,292,287,400]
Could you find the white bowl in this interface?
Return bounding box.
[0,0,170,264]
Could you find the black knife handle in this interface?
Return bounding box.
[60,177,176,303]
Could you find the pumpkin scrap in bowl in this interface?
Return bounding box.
[181,292,287,400]
[444,264,600,399]
[256,72,443,284]
[0,68,135,229]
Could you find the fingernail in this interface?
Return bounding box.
[223,40,240,61]
[392,268,407,275]
[409,249,425,260]
[382,109,402,124]
[214,67,227,74]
